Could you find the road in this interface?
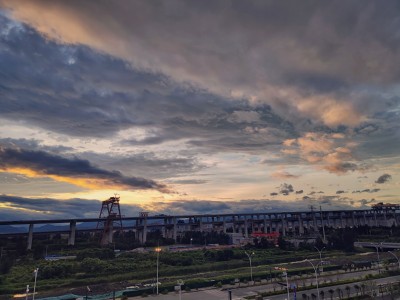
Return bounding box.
[128,272,400,300]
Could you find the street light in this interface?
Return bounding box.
[32,268,39,300]
[274,267,290,300]
[314,246,325,273]
[388,251,400,269]
[282,270,290,300]
[190,238,193,247]
[306,259,321,300]
[314,246,325,264]
[244,250,255,282]
[177,279,184,300]
[155,247,162,295]
[372,243,382,274]
[25,285,29,300]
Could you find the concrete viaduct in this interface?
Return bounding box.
[0,208,398,250]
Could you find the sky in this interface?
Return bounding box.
[0,0,399,221]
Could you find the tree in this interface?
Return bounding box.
[361,283,366,295]
[354,284,360,296]
[0,257,13,274]
[311,293,317,300]
[336,288,343,299]
[328,289,334,300]
[345,285,350,298]
[278,236,287,250]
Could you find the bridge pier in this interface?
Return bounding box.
[281,215,286,236]
[223,217,227,233]
[173,217,177,243]
[68,220,76,246]
[27,223,34,250]
[298,215,304,235]
[244,218,249,238]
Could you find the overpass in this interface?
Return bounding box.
[354,242,400,250]
[0,208,398,249]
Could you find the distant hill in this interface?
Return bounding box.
[0,225,25,234]
[0,220,137,234]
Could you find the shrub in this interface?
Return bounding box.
[161,289,169,295]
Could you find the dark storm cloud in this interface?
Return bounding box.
[0,138,205,182]
[360,199,376,206]
[80,151,205,180]
[270,192,278,196]
[155,198,356,215]
[279,183,294,195]
[0,138,73,154]
[0,195,143,221]
[122,105,294,153]
[324,162,369,174]
[0,194,364,223]
[0,13,293,155]
[352,189,380,194]
[0,146,168,192]
[2,0,400,131]
[0,15,226,138]
[375,174,392,184]
[169,179,208,185]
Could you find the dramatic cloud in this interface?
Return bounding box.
[0,195,362,224]
[282,132,369,174]
[0,195,143,221]
[0,2,398,210]
[2,0,400,130]
[375,174,392,184]
[271,170,300,179]
[279,183,294,195]
[352,189,380,194]
[0,146,169,192]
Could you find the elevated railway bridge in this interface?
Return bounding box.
[0,205,399,249]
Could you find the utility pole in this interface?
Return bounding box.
[320,206,326,243]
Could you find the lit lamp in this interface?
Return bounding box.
[25,285,29,300]
[32,268,39,300]
[155,247,162,295]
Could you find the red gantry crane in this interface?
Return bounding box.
[96,195,123,245]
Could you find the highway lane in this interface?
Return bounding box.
[127,273,400,300]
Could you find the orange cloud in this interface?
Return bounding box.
[295,97,366,127]
[271,170,300,179]
[4,167,128,190]
[281,132,363,174]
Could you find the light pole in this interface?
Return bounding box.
[244,250,255,282]
[25,285,29,300]
[306,260,321,300]
[155,246,161,295]
[282,270,290,300]
[32,268,39,300]
[274,267,290,300]
[190,238,193,247]
[320,206,326,243]
[314,246,325,264]
[372,243,382,273]
[177,279,184,300]
[388,251,400,269]
[314,246,325,273]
